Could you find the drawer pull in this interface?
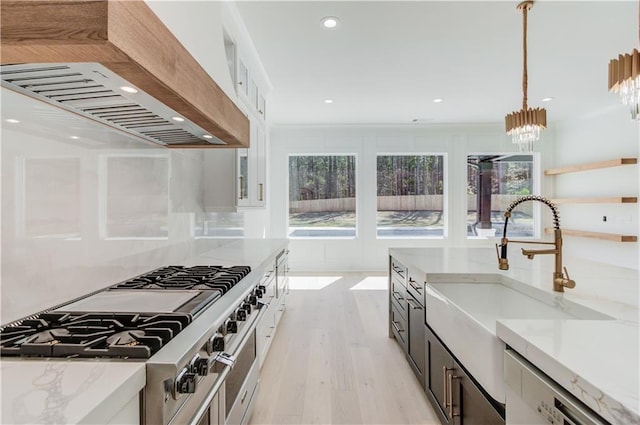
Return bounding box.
[406,298,423,310]
[408,278,422,292]
[392,291,404,304]
[448,372,460,418]
[241,389,249,404]
[443,366,448,409]
[391,321,404,334]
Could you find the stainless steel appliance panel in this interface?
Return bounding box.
[55,290,202,313]
[504,350,608,425]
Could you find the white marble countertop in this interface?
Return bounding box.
[389,247,639,425]
[0,359,145,425]
[1,238,289,424]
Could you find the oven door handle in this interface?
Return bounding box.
[188,306,267,425]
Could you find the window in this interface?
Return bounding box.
[467,154,535,238]
[377,155,445,238]
[288,155,356,238]
[193,212,244,238]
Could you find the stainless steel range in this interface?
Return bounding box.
[0,265,266,425]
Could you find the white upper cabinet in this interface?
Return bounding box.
[237,57,250,100]
[203,112,266,211]
[203,2,270,210]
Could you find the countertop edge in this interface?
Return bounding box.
[496,320,640,425]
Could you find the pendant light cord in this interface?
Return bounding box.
[522,4,529,111]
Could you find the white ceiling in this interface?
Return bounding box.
[235,1,637,126]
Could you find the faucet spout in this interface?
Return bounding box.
[498,196,576,293]
[521,247,557,259]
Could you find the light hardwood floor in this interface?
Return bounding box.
[249,273,440,425]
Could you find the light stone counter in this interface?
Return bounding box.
[0,360,145,425]
[389,247,639,425]
[1,238,289,424]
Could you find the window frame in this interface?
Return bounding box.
[374,152,448,240]
[465,151,541,240]
[286,152,359,240]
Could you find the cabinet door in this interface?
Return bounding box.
[454,360,504,425]
[407,293,425,387]
[255,123,266,207]
[390,302,408,350]
[425,326,456,425]
[249,78,258,112]
[237,148,251,207]
[237,58,249,98]
[257,93,266,120]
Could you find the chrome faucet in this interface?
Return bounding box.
[495,195,576,292]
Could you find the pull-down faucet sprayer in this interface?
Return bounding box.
[496,195,576,292]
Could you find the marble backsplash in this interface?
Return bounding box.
[0,89,243,324]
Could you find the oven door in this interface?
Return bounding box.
[225,328,259,425]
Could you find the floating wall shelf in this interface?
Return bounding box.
[550,197,637,204]
[544,158,637,176]
[545,228,637,242]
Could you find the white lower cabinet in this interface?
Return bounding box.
[255,250,288,369]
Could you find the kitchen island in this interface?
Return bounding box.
[389,247,639,425]
[0,238,288,425]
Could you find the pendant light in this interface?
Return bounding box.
[505,1,547,152]
[608,1,640,119]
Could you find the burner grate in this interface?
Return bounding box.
[0,312,191,359]
[112,265,251,293]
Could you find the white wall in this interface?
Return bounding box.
[0,2,275,324]
[269,124,556,272]
[554,107,639,269]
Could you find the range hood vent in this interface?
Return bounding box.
[0,0,249,149]
[1,63,225,147]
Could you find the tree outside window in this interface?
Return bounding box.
[289,155,356,238]
[376,155,445,238]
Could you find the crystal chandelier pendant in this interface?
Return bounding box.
[616,74,640,120]
[503,1,547,153]
[509,124,542,152]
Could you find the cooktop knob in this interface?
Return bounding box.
[236,308,247,321]
[226,319,238,334]
[242,301,252,313]
[207,333,225,354]
[194,358,210,376]
[249,294,258,305]
[176,369,197,394]
[258,285,266,295]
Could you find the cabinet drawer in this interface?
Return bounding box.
[390,258,407,283]
[406,268,425,306]
[390,278,407,314]
[390,303,408,349]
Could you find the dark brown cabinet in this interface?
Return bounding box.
[455,359,504,425]
[426,325,457,424]
[425,326,503,425]
[406,268,426,387]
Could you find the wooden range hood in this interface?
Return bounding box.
[0,0,249,148]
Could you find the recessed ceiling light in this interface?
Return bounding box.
[324,99,334,104]
[541,97,554,102]
[172,116,185,122]
[120,86,138,94]
[202,134,213,139]
[321,16,340,29]
[5,118,20,124]
[433,98,444,103]
[70,136,80,140]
